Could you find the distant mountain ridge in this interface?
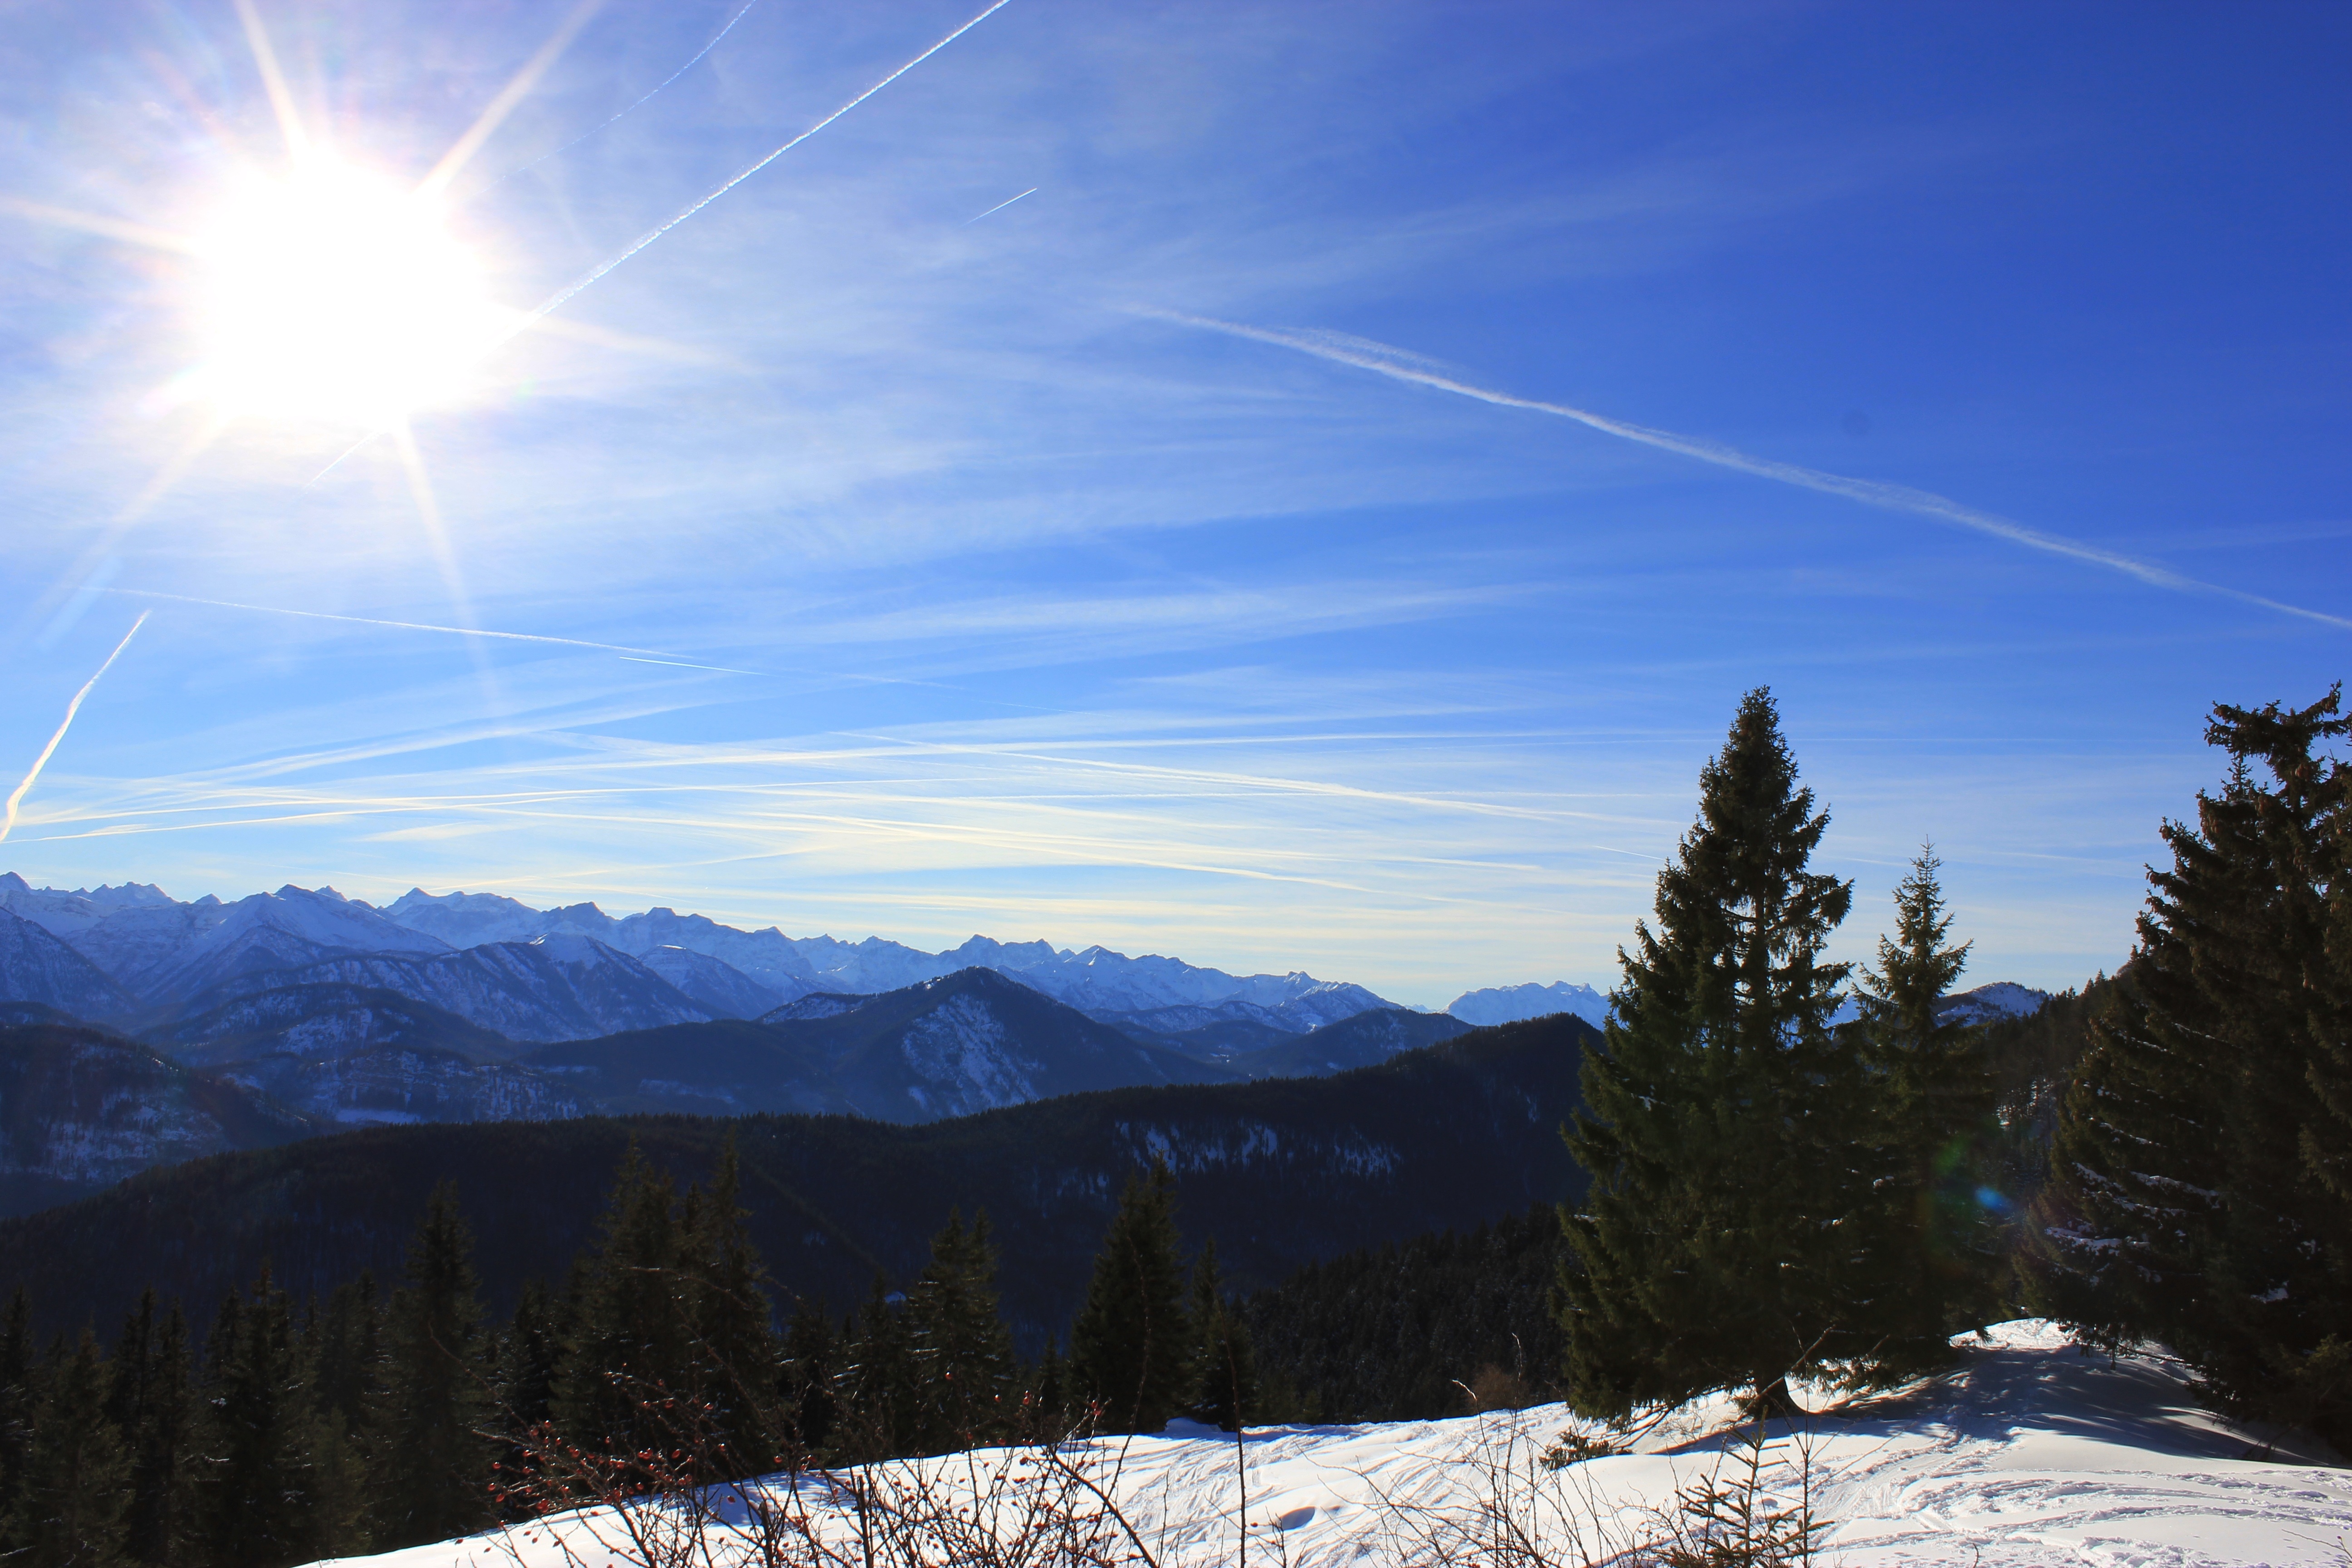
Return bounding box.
[0,872,2057,1176]
[1,873,1400,1034]
[1448,980,1611,1029]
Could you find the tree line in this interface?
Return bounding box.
[8,680,2349,1565]
[1549,684,2350,1449]
[0,1144,1259,1567]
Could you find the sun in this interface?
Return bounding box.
[192,158,509,429]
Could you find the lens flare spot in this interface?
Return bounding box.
[194,159,506,427]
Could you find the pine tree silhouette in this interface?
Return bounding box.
[1185,1239,1257,1431]
[1852,845,1999,1368]
[377,1184,493,1548]
[1558,688,1863,1419]
[1070,1158,1193,1433]
[2030,689,2352,1444]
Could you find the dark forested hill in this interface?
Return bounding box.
[525,965,1235,1121]
[1240,1202,1569,1422]
[0,1014,1595,1348]
[0,1022,323,1216]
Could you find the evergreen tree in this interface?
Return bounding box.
[304,1274,382,1444]
[1069,1159,1193,1433]
[300,1275,382,1557]
[677,1138,779,1473]
[554,1143,691,1451]
[902,1210,1016,1452]
[1185,1239,1257,1431]
[838,1274,912,1460]
[197,1269,321,1568]
[1852,846,1999,1367]
[376,1183,493,1548]
[0,1287,36,1550]
[108,1296,195,1568]
[2029,691,2352,1443]
[1023,1333,1070,1441]
[1558,688,1862,1418]
[494,1279,565,1441]
[14,1329,130,1567]
[778,1297,838,1456]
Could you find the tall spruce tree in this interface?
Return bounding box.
[377,1184,493,1548]
[839,1274,913,1459]
[1069,1159,1193,1433]
[300,1276,382,1557]
[0,1287,35,1548]
[1852,846,1999,1367]
[676,1138,779,1473]
[902,1210,1016,1453]
[108,1295,194,1568]
[304,1274,382,1446]
[1558,688,1861,1418]
[1185,1239,1257,1431]
[2028,690,2352,1443]
[778,1297,838,1455]
[13,1330,130,1568]
[555,1143,692,1451]
[197,1269,321,1568]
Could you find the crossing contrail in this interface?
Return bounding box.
[527,0,1011,324]
[1153,310,2352,634]
[473,0,768,198]
[965,186,1036,224]
[105,589,762,673]
[1,612,150,843]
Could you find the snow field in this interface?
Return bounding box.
[333,1323,2350,1568]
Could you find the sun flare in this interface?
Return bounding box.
[193,158,508,428]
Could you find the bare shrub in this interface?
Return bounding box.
[485,1374,1170,1568]
[1465,1362,1538,1413]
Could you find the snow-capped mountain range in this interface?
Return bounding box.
[1446,980,1611,1029]
[0,874,1397,1037]
[0,870,2055,1160]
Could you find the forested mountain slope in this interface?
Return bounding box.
[0,1021,323,1215]
[0,1014,1594,1347]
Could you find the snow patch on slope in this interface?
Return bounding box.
[333,1321,2347,1568]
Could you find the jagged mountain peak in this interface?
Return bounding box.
[525,931,617,962]
[5,873,1408,1043]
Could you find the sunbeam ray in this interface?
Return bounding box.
[416,0,605,201]
[391,421,509,723]
[8,410,231,654]
[0,196,197,254]
[230,0,308,164]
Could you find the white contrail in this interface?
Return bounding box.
[965,186,1036,224]
[104,588,762,672]
[1,612,150,844]
[526,0,1011,324]
[1152,310,2352,634]
[475,0,768,197]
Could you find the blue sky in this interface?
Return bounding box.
[2,0,2346,1005]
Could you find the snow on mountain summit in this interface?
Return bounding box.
[1448,980,1610,1029]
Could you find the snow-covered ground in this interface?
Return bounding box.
[332,1322,2349,1568]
